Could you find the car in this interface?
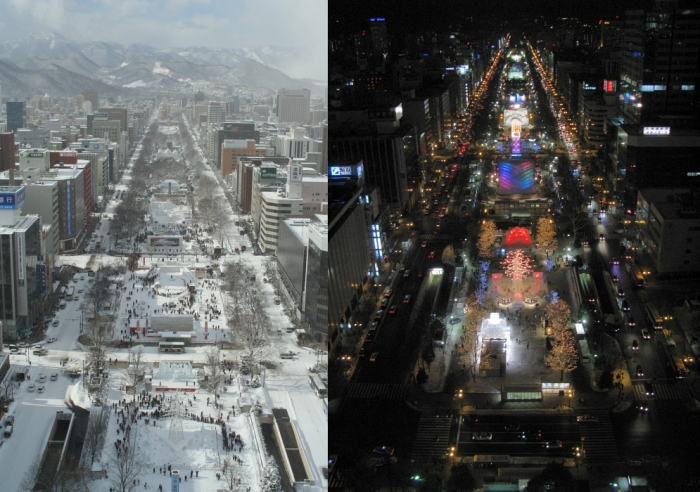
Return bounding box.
[417,272,424,278]
[18,342,27,348]
[636,365,644,377]
[628,316,636,327]
[38,373,46,383]
[611,256,619,264]
[52,320,59,327]
[642,328,651,339]
[403,270,410,278]
[621,300,630,312]
[74,296,80,301]
[612,275,619,283]
[632,340,639,351]
[388,305,398,315]
[60,302,66,309]
[27,384,36,392]
[358,347,367,358]
[637,403,649,412]
[374,310,384,320]
[381,298,389,307]
[370,352,379,362]
[576,415,598,422]
[582,237,589,246]
[421,242,427,248]
[428,251,435,259]
[50,373,58,381]
[403,295,411,304]
[599,234,605,241]
[598,217,603,224]
[504,423,521,431]
[364,331,374,343]
[373,446,395,456]
[520,429,542,441]
[618,288,625,298]
[369,321,379,331]
[545,440,563,449]
[644,382,655,397]
[384,289,393,298]
[38,386,45,394]
[472,432,493,441]
[46,337,57,343]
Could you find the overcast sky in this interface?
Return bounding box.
[0,0,328,81]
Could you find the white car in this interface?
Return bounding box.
[38,386,45,394]
[50,373,58,381]
[47,337,57,343]
[38,374,46,383]
[472,432,493,441]
[52,320,59,327]
[27,384,36,392]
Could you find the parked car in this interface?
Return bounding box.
[545,440,563,449]
[388,305,398,315]
[373,446,395,456]
[52,320,59,327]
[46,337,57,343]
[636,365,644,377]
[642,328,651,339]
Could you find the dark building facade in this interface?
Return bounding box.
[0,133,15,172]
[6,102,26,133]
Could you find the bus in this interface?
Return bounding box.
[630,265,644,288]
[645,304,663,330]
[309,374,327,398]
[158,342,185,353]
[66,286,75,301]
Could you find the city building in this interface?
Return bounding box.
[81,89,98,112]
[92,113,121,143]
[0,133,15,172]
[276,89,311,124]
[636,188,700,275]
[0,186,43,339]
[619,5,700,129]
[275,127,318,159]
[258,164,305,254]
[208,102,226,126]
[6,102,26,133]
[220,139,271,179]
[15,129,50,150]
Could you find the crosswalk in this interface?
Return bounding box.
[345,383,407,400]
[410,412,454,462]
[577,409,620,464]
[631,381,692,400]
[418,234,452,241]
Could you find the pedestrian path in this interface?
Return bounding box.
[346,383,407,400]
[410,412,454,462]
[631,380,692,400]
[577,408,620,464]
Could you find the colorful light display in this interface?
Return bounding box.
[496,160,536,195]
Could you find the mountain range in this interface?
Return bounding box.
[0,33,325,98]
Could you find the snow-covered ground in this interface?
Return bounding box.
[0,112,327,491]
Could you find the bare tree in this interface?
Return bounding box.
[108,428,145,492]
[229,309,278,365]
[197,197,217,228]
[19,449,90,492]
[201,345,223,394]
[83,266,114,319]
[211,202,232,249]
[82,406,110,466]
[196,175,218,200]
[259,455,282,492]
[125,346,146,400]
[0,379,15,408]
[84,316,115,376]
[221,456,243,491]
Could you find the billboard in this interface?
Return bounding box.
[260,167,277,179]
[330,166,352,177]
[643,127,670,136]
[0,187,25,210]
[289,163,303,182]
[149,236,181,248]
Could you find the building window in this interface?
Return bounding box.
[687,249,692,254]
[688,238,693,243]
[684,260,690,264]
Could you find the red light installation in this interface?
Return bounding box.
[501,227,533,248]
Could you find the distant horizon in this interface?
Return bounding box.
[0,0,327,81]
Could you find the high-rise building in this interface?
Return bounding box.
[0,133,16,172]
[92,114,121,143]
[619,4,700,128]
[208,102,226,126]
[276,89,311,124]
[97,108,128,135]
[6,102,26,133]
[81,89,98,112]
[369,17,389,56]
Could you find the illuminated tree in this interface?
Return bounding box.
[535,216,558,257]
[546,329,578,381]
[457,294,494,382]
[544,297,571,336]
[477,220,497,259]
[501,249,534,281]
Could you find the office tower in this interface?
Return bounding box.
[97,108,128,134]
[81,89,98,111]
[207,102,226,125]
[276,89,311,124]
[0,133,15,172]
[369,17,389,56]
[619,3,700,128]
[6,102,26,133]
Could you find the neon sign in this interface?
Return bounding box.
[643,127,670,136]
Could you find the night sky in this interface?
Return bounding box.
[331,0,655,37]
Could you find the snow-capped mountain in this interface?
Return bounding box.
[0,33,324,97]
